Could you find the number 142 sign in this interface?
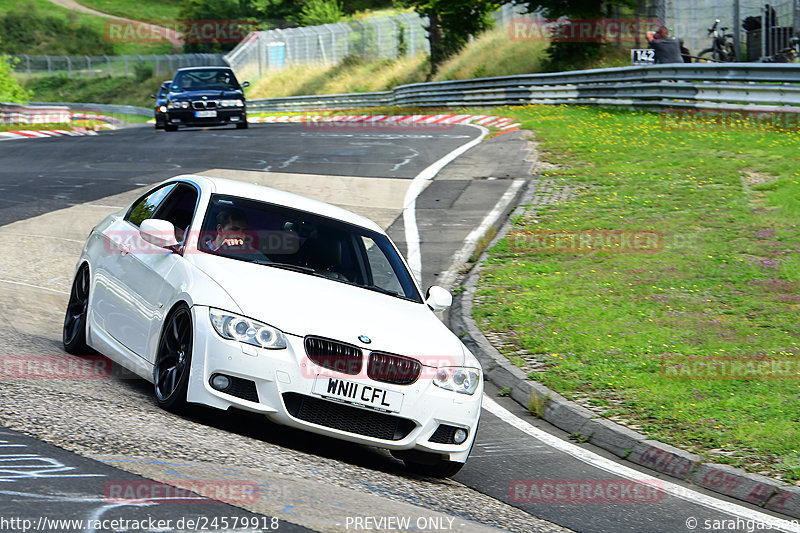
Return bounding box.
[631,49,655,65]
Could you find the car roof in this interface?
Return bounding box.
[174,66,233,73]
[168,175,385,234]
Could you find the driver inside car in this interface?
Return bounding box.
[206,208,249,251]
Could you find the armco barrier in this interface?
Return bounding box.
[31,102,152,118]
[247,63,800,113]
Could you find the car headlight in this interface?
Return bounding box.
[433,367,481,395]
[220,99,243,107]
[158,105,167,112]
[209,309,286,350]
[168,101,189,109]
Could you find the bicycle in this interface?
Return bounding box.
[698,19,737,62]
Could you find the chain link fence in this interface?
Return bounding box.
[8,54,227,78]
[661,0,800,60]
[225,13,432,80]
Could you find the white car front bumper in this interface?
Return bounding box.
[185,306,482,463]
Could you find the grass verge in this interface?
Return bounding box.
[74,0,182,22]
[471,104,800,483]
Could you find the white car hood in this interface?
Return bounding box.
[190,255,465,365]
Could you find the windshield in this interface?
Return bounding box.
[171,69,240,91]
[197,194,422,302]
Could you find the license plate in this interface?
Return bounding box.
[195,110,217,118]
[312,376,403,413]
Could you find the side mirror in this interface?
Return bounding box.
[150,94,156,99]
[241,81,250,88]
[139,219,178,249]
[425,286,452,312]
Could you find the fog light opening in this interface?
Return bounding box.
[453,428,468,444]
[210,373,232,392]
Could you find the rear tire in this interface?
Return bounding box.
[63,265,90,354]
[154,305,193,413]
[697,48,715,62]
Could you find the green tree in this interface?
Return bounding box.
[299,0,344,26]
[0,36,33,104]
[401,0,502,78]
[516,0,637,71]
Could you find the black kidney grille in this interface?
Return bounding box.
[367,352,422,385]
[304,336,363,375]
[282,393,415,441]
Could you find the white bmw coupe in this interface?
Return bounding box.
[63,175,482,477]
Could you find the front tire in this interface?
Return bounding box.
[236,120,248,129]
[63,264,90,354]
[164,124,178,132]
[154,305,193,413]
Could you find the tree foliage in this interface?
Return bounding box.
[515,0,638,71]
[0,36,33,104]
[299,0,344,26]
[401,0,502,77]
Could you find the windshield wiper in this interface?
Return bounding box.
[258,261,316,274]
[363,285,399,297]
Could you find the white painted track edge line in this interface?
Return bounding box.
[482,396,800,532]
[402,124,489,283]
[0,279,69,295]
[437,179,525,291]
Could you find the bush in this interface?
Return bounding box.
[133,62,154,82]
[299,0,344,26]
[0,56,33,103]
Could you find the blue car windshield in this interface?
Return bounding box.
[198,195,423,303]
[172,70,239,91]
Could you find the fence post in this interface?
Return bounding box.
[66,56,71,78]
[105,55,111,76]
[354,20,366,58]
[46,55,51,74]
[24,54,30,75]
[124,55,129,76]
[388,16,399,59]
[86,55,91,77]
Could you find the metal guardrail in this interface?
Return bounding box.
[246,64,800,113]
[31,102,152,117]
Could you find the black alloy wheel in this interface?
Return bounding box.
[154,305,193,412]
[63,265,90,354]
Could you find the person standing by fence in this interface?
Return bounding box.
[646,26,685,64]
